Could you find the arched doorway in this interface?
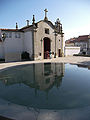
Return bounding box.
[43,37,51,59]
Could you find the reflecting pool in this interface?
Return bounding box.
[0,63,90,110]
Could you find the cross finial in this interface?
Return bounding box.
[26,20,29,26]
[32,15,35,25]
[16,22,18,29]
[44,9,48,21]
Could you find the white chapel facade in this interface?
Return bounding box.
[0,9,65,62]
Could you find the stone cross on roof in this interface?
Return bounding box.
[44,9,48,21]
[32,15,35,24]
[16,22,18,29]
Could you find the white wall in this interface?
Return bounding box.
[89,39,90,48]
[4,32,23,53]
[0,42,4,59]
[65,47,80,56]
[2,31,24,62]
[23,31,32,58]
[0,30,4,59]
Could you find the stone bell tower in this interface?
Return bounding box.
[55,18,64,57]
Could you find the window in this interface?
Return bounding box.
[5,33,8,38]
[5,32,12,38]
[15,32,21,38]
[15,33,17,38]
[18,33,21,38]
[45,28,49,34]
[9,32,12,38]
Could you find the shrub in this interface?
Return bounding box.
[0,59,5,63]
[74,54,90,57]
[21,51,30,60]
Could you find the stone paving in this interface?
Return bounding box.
[0,56,90,70]
[0,56,90,120]
[0,98,90,120]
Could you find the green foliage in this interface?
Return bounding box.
[21,51,30,61]
[0,59,5,63]
[74,54,90,57]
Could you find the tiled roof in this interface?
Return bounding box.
[20,25,32,30]
[76,35,89,42]
[65,38,77,44]
[0,29,19,31]
[66,35,89,44]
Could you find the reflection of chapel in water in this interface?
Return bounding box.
[33,63,64,91]
[0,63,65,93]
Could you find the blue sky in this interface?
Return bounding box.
[0,0,90,40]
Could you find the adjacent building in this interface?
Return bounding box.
[65,35,89,55]
[74,35,89,55]
[88,35,90,54]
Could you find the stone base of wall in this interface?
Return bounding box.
[5,52,21,62]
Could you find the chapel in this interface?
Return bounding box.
[0,9,65,62]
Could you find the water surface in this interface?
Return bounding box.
[0,63,90,110]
